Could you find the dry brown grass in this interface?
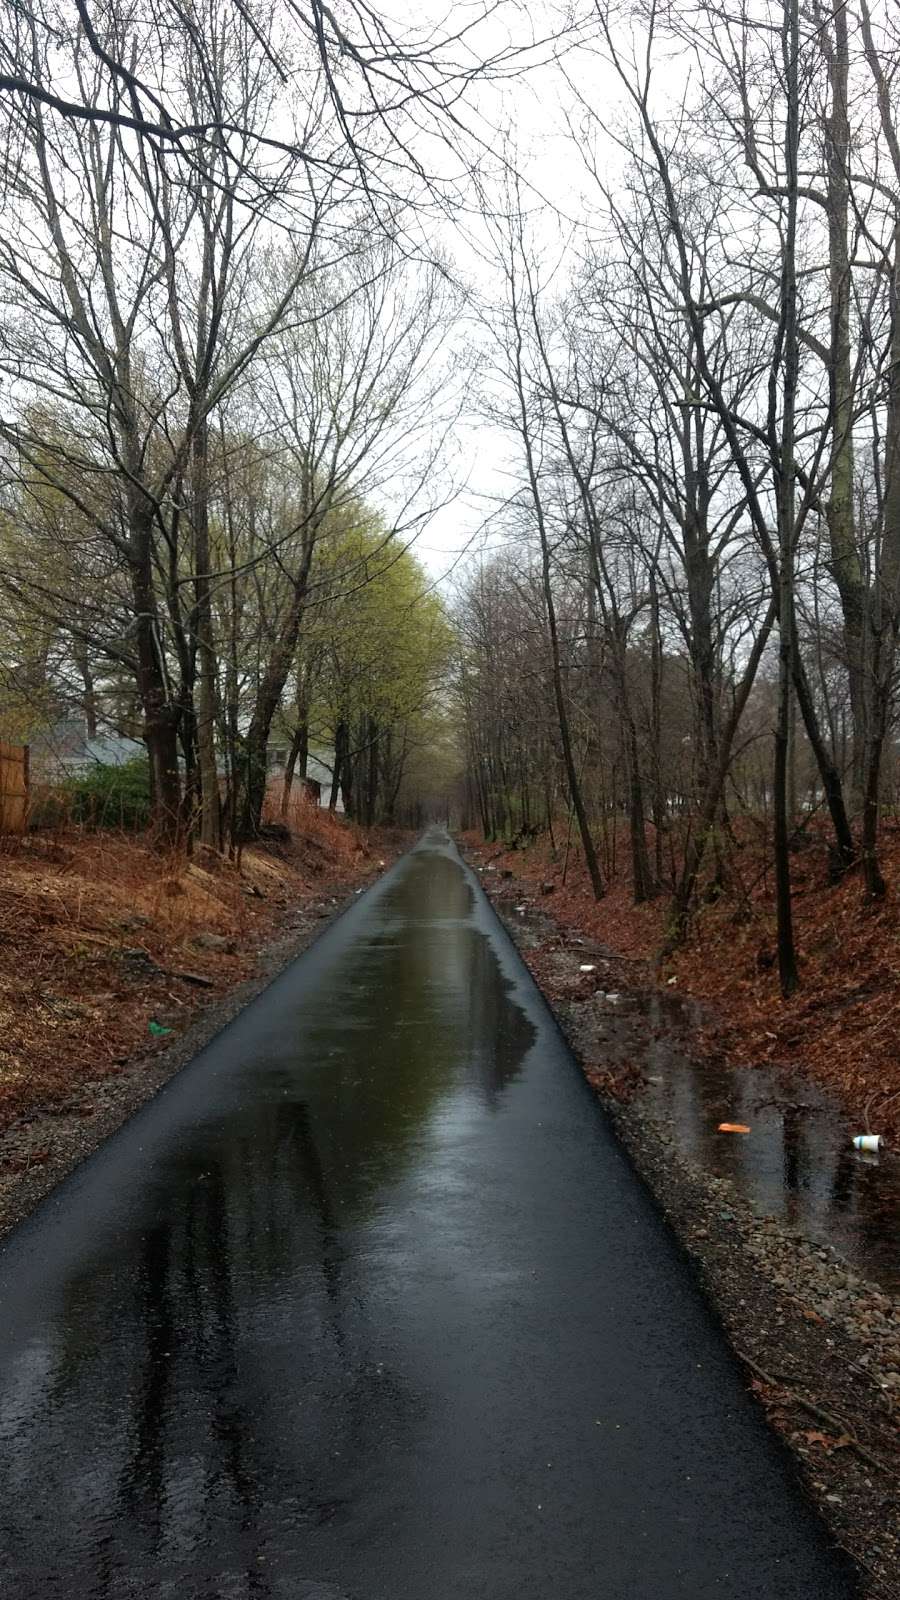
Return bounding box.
[0,803,390,1133]
[467,823,900,1140]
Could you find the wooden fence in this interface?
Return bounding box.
[0,742,28,833]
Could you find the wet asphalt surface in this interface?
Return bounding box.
[0,831,858,1598]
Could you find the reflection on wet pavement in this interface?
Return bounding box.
[0,835,857,1600]
[0,845,534,1596]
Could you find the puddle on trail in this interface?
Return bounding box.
[487,878,900,1295]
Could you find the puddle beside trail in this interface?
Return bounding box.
[487,876,900,1296]
[637,988,900,1294]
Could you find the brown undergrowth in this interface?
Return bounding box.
[0,798,395,1136]
[465,822,900,1142]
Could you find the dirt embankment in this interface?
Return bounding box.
[467,844,900,1600]
[0,806,403,1236]
[463,827,900,1142]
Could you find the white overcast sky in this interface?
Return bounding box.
[384,0,629,587]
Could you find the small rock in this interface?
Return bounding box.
[191,932,237,954]
[257,821,291,843]
[120,948,163,977]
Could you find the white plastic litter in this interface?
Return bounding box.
[852,1134,882,1153]
[579,964,596,973]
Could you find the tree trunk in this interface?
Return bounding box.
[682,504,719,795]
[773,0,800,999]
[74,642,98,739]
[861,223,900,897]
[541,544,604,899]
[239,576,311,839]
[625,704,654,901]
[649,570,666,886]
[130,505,181,848]
[365,717,379,826]
[281,716,309,817]
[192,414,221,851]
[508,271,604,897]
[333,720,352,815]
[823,0,867,792]
[791,645,855,864]
[663,600,777,954]
[774,610,799,995]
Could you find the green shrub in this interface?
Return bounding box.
[65,757,152,831]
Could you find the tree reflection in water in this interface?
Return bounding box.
[0,841,536,1595]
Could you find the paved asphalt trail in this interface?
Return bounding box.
[0,832,857,1598]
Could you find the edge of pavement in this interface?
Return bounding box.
[0,845,410,1249]
[464,840,899,1600]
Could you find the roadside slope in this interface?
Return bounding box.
[463,827,900,1142]
[467,846,900,1600]
[0,808,400,1235]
